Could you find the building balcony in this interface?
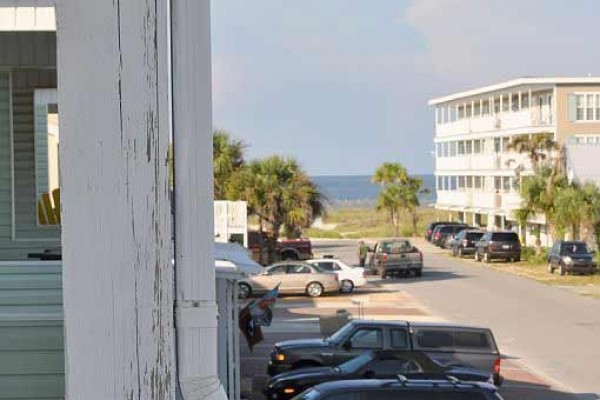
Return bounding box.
[435,109,554,137]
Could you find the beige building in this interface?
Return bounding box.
[429,77,600,246]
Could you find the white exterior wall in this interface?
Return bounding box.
[433,86,556,232]
[214,201,248,247]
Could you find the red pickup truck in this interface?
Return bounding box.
[248,231,313,265]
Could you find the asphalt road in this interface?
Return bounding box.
[312,239,600,400]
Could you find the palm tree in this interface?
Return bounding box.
[373,162,424,237]
[581,183,600,248]
[372,162,409,185]
[233,156,326,261]
[552,185,587,240]
[506,132,558,172]
[213,130,246,199]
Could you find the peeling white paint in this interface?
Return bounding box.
[57,1,175,399]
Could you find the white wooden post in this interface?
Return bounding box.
[56,1,175,399]
[171,1,226,400]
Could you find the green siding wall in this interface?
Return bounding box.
[0,72,11,240]
[0,262,64,400]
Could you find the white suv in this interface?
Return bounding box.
[307,258,367,293]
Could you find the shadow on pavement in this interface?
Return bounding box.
[367,269,468,285]
[500,379,599,400]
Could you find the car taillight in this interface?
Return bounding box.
[382,254,388,263]
[462,239,468,246]
[493,358,501,375]
[434,232,441,239]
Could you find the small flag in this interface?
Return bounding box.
[239,284,280,351]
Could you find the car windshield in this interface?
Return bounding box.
[327,323,354,344]
[563,243,589,254]
[335,352,375,373]
[380,241,411,253]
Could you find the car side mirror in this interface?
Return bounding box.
[342,341,352,351]
[363,369,375,379]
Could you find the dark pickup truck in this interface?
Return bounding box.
[368,239,423,278]
[267,320,502,385]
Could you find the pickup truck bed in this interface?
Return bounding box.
[369,239,423,278]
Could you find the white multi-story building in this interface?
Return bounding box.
[429,77,600,245]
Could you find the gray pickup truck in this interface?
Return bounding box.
[369,239,423,278]
[267,320,502,385]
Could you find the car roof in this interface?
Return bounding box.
[269,261,312,267]
[349,319,409,328]
[408,321,492,331]
[312,378,498,394]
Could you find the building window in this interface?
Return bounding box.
[450,176,457,191]
[521,93,529,109]
[466,104,472,118]
[466,176,473,189]
[494,138,501,153]
[576,94,585,120]
[502,96,509,112]
[458,106,464,119]
[474,102,481,117]
[596,95,600,120]
[482,100,490,115]
[586,94,595,121]
[503,177,511,192]
[458,176,465,191]
[474,176,482,190]
[512,177,520,191]
[443,142,449,157]
[494,98,500,114]
[457,141,465,155]
[511,94,519,112]
[465,140,472,154]
[494,177,502,191]
[501,137,509,152]
[474,139,481,154]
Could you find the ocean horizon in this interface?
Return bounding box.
[312,174,436,208]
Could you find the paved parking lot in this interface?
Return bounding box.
[240,239,594,400]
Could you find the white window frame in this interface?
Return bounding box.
[573,92,600,122]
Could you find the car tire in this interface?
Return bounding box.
[458,247,463,258]
[238,283,252,300]
[547,262,554,274]
[306,282,324,297]
[340,280,354,293]
[559,263,566,276]
[483,252,490,263]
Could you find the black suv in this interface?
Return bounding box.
[452,230,485,257]
[292,378,504,400]
[474,231,521,262]
[425,221,465,242]
[547,240,596,275]
[432,225,468,248]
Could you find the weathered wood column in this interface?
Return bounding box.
[56,1,175,399]
[171,1,225,400]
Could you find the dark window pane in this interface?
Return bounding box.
[455,331,491,349]
[349,329,383,349]
[390,329,409,349]
[492,232,519,241]
[415,330,453,348]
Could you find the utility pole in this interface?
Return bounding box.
[57,1,220,398]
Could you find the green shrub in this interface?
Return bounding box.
[521,246,549,264]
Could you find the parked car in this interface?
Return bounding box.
[307,258,366,293]
[474,231,521,263]
[291,378,504,400]
[547,240,597,276]
[452,230,485,257]
[264,350,494,400]
[267,320,503,385]
[432,224,468,248]
[238,261,339,299]
[368,239,423,278]
[425,221,467,242]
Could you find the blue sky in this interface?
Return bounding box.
[211,0,600,176]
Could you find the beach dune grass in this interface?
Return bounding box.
[307,206,439,239]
